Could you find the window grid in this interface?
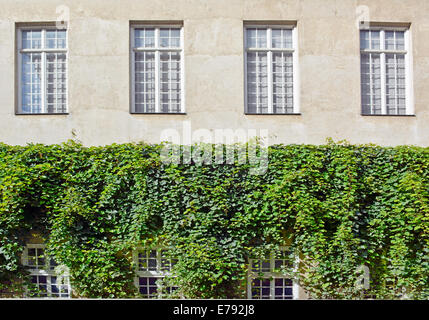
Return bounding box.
[131,26,184,114]
[360,28,410,115]
[134,248,178,299]
[22,244,71,298]
[248,247,297,300]
[18,27,67,114]
[245,25,298,114]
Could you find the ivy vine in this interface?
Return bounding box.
[0,140,427,299]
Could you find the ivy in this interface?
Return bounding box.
[0,140,428,299]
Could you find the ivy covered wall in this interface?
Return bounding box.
[0,141,428,299]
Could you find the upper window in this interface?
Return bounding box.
[21,244,71,298]
[244,25,299,114]
[360,27,412,115]
[131,25,184,114]
[17,27,68,114]
[247,247,298,300]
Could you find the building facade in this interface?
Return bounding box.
[0,0,428,147]
[1,0,428,300]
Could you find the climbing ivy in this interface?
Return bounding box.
[0,140,428,299]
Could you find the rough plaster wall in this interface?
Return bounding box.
[0,0,428,146]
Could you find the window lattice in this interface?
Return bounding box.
[19,28,67,114]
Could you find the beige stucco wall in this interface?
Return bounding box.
[0,0,429,146]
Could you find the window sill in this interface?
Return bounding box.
[245,112,301,116]
[15,112,69,116]
[130,112,187,115]
[361,114,415,117]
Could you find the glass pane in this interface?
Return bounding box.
[360,30,369,50]
[159,28,180,48]
[22,30,42,49]
[134,28,155,48]
[385,31,395,50]
[272,29,282,48]
[159,51,181,113]
[257,28,267,48]
[272,29,292,49]
[170,28,181,47]
[246,28,267,48]
[246,28,257,48]
[396,31,405,50]
[360,53,381,115]
[46,53,67,113]
[46,30,67,49]
[385,31,405,51]
[385,53,406,115]
[272,52,294,114]
[21,53,42,113]
[138,277,159,298]
[273,278,293,299]
[134,52,156,113]
[370,31,380,50]
[247,52,268,113]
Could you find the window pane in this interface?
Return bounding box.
[138,249,158,271]
[272,29,292,49]
[361,53,381,114]
[272,52,293,114]
[370,31,380,50]
[246,28,257,48]
[46,53,67,113]
[246,28,267,48]
[134,28,155,48]
[134,52,156,113]
[251,278,271,299]
[360,30,380,50]
[256,28,267,48]
[160,28,181,48]
[396,31,405,50]
[46,30,67,49]
[22,30,42,49]
[385,31,405,51]
[21,53,42,113]
[385,53,406,115]
[247,52,268,113]
[360,30,369,50]
[138,277,160,298]
[273,278,293,300]
[385,31,395,50]
[159,51,181,113]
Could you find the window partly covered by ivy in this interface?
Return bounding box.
[248,247,297,300]
[22,244,71,298]
[134,248,178,298]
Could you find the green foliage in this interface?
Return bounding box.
[0,140,428,299]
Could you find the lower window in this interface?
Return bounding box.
[247,247,297,300]
[29,275,70,298]
[22,244,71,298]
[250,278,294,300]
[134,248,178,299]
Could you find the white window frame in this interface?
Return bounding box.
[247,246,300,300]
[17,26,68,114]
[244,24,300,114]
[130,24,185,114]
[360,26,414,115]
[133,247,178,298]
[21,244,71,298]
